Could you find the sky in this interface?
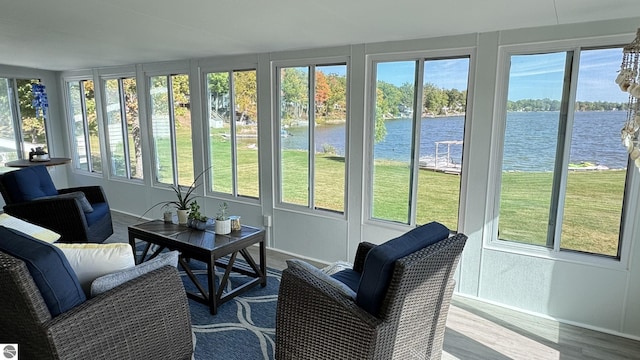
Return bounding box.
[508,48,627,103]
[371,47,628,103]
[376,59,470,92]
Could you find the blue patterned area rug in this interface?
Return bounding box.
[134,242,280,360]
[180,260,280,360]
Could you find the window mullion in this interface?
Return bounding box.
[118,78,132,179]
[410,59,425,226]
[79,81,93,173]
[9,80,24,158]
[548,51,575,250]
[167,75,179,186]
[309,66,316,209]
[230,71,239,196]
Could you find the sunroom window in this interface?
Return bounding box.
[103,77,142,180]
[497,47,630,258]
[0,78,49,165]
[276,62,348,213]
[149,74,192,186]
[206,69,259,198]
[67,79,101,173]
[370,56,470,231]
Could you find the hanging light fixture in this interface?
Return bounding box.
[617,28,640,170]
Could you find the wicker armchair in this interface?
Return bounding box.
[276,232,467,360]
[0,166,113,243]
[0,251,193,360]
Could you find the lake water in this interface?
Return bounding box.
[281,111,629,172]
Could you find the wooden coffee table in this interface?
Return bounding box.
[128,220,266,315]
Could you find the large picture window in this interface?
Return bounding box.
[67,79,101,173]
[206,69,259,198]
[149,74,192,186]
[277,62,348,213]
[103,77,142,180]
[497,47,630,258]
[370,56,470,231]
[0,78,49,165]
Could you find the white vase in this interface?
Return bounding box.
[215,219,231,234]
[176,209,189,225]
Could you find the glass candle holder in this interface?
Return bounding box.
[230,216,241,231]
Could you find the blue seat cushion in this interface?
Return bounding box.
[84,202,109,226]
[330,269,361,292]
[356,222,450,316]
[2,165,58,202]
[0,226,86,316]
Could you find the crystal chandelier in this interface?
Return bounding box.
[617,28,640,170]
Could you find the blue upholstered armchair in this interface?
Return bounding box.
[276,222,467,360]
[0,166,113,243]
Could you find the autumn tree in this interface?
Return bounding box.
[315,71,330,119]
[325,73,346,119]
[233,70,257,122]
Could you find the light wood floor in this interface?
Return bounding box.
[112,212,640,360]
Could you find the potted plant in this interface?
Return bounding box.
[214,202,231,234]
[139,169,208,225]
[187,200,208,230]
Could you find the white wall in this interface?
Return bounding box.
[11,17,640,338]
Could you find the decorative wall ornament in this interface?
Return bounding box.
[617,28,640,170]
[31,82,48,118]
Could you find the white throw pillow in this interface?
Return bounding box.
[0,213,61,243]
[54,242,135,296]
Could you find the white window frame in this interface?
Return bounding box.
[63,74,102,175]
[0,76,50,162]
[99,70,143,182]
[143,63,191,188]
[487,36,639,269]
[363,48,475,231]
[199,62,261,202]
[272,56,350,218]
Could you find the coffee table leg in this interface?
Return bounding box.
[260,238,267,287]
[128,232,137,263]
[208,253,217,315]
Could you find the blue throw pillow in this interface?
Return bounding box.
[330,269,361,292]
[356,222,450,316]
[84,202,109,226]
[2,165,58,202]
[0,226,86,316]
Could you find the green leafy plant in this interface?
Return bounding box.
[138,167,209,219]
[216,202,229,221]
[188,200,208,222]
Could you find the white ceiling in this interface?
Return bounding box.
[1,0,640,71]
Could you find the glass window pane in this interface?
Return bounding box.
[105,79,126,177]
[207,72,232,193]
[18,79,48,160]
[280,67,309,206]
[0,78,19,164]
[561,48,627,256]
[150,76,173,184]
[84,80,101,173]
[499,52,567,246]
[68,81,89,171]
[314,65,347,212]
[123,78,142,179]
[234,70,259,198]
[372,61,416,223]
[172,74,193,186]
[416,58,469,231]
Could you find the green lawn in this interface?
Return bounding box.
[136,125,625,256]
